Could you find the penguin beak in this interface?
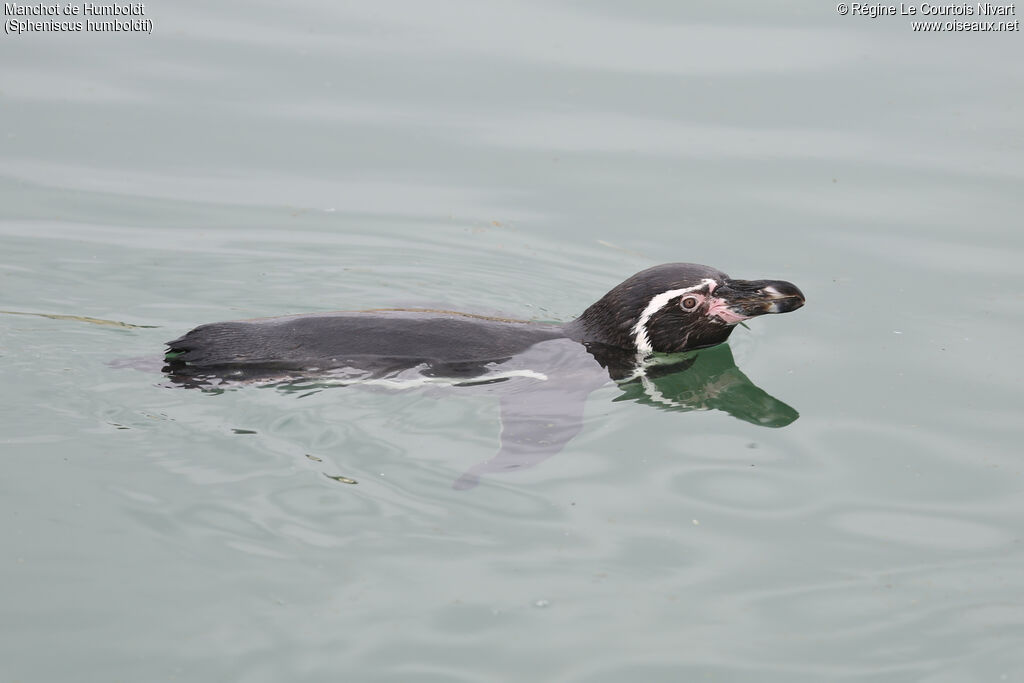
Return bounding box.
[708,279,805,323]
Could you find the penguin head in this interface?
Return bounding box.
[571,263,805,354]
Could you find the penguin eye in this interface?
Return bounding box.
[680,296,699,311]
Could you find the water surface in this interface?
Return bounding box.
[2,2,1023,681]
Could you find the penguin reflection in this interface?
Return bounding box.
[447,341,797,489]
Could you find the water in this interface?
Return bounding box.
[2,2,1023,681]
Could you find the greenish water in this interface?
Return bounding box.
[2,2,1023,681]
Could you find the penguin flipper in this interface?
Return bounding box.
[453,384,590,490]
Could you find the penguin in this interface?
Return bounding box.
[164,263,805,487]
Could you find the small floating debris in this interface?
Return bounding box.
[596,240,645,258]
[324,473,358,485]
[0,310,158,329]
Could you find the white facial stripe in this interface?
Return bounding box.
[631,278,716,354]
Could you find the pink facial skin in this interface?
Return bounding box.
[706,297,750,324]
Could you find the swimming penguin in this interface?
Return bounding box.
[164,263,805,487]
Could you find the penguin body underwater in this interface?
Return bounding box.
[164,263,805,487]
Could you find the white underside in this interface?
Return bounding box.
[220,365,550,389]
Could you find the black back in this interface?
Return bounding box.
[164,310,567,381]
